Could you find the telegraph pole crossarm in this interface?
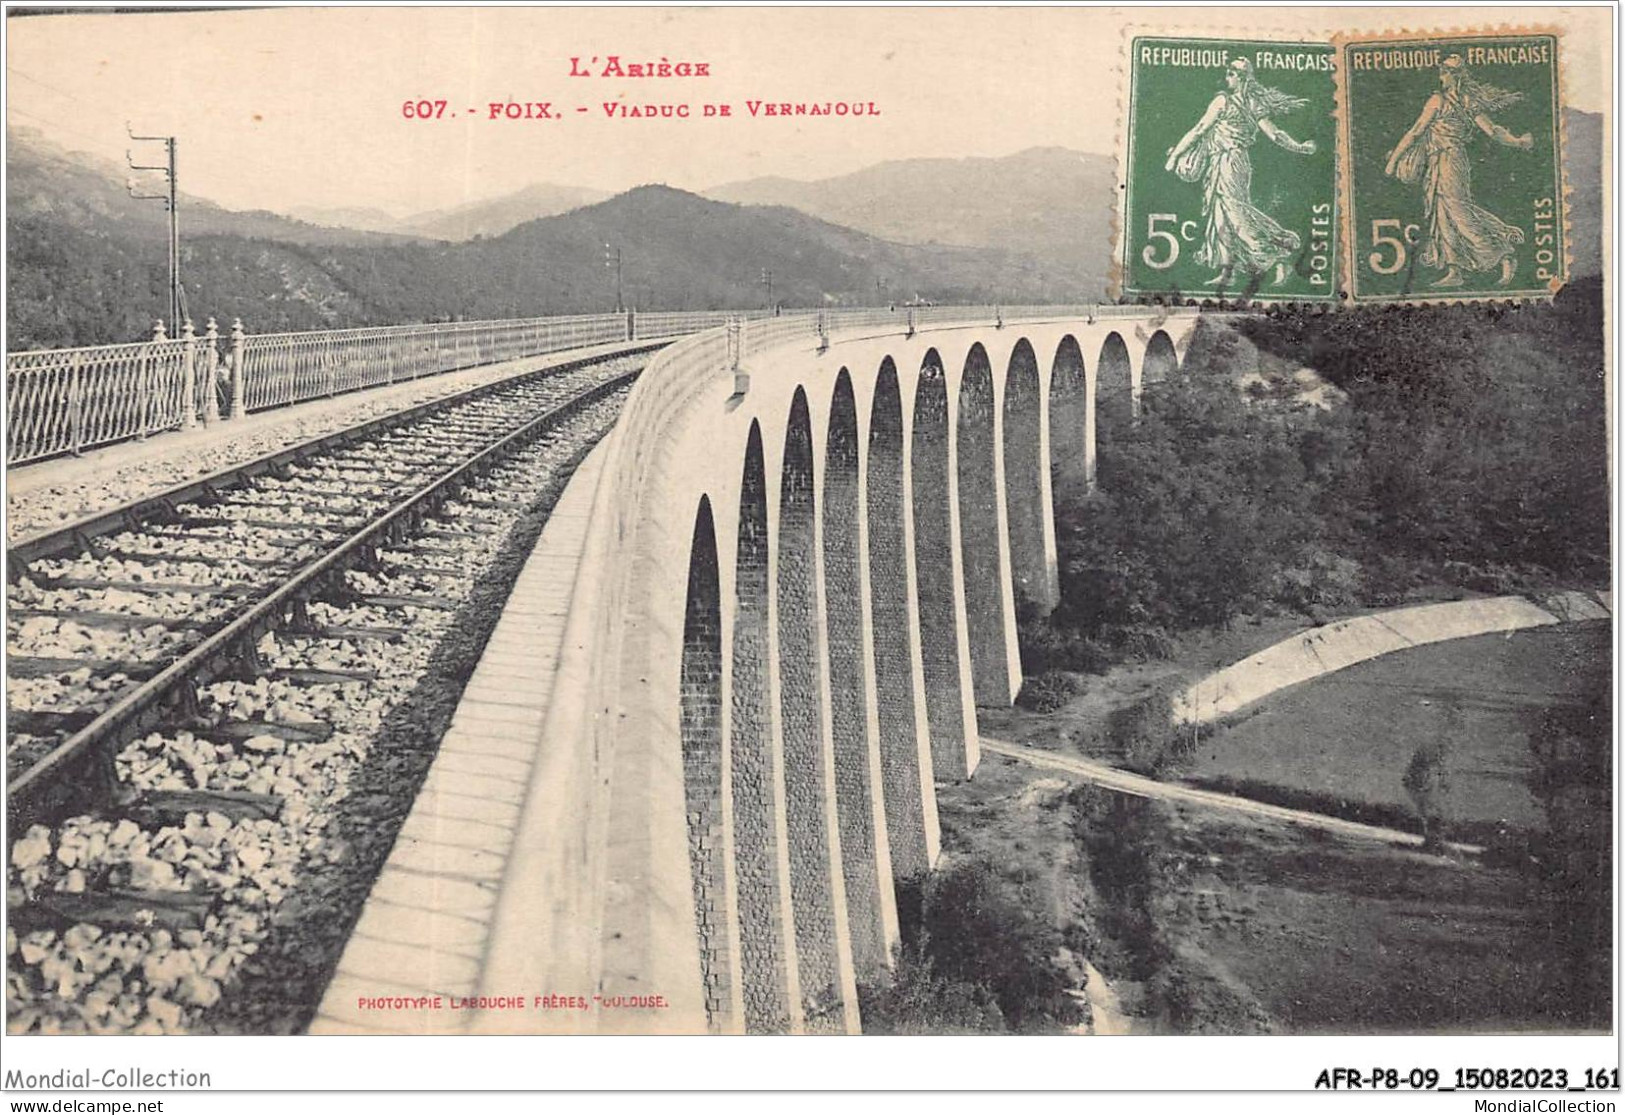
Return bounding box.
[127,123,180,335]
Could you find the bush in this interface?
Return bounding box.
[1269,550,1362,615]
[1069,786,1170,982]
[855,944,1004,1035]
[1014,593,1112,675]
[919,860,1081,1032]
[1042,290,1608,673]
[1108,688,1184,776]
[863,860,1082,1034]
[1015,670,1081,713]
[1053,372,1321,649]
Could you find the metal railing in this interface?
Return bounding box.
[633,311,742,341]
[5,304,1195,466]
[7,335,196,464]
[5,313,636,465]
[237,314,630,413]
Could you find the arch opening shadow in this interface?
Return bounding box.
[1002,339,1050,615]
[1096,332,1133,486]
[1143,329,1178,389]
[679,495,733,1033]
[955,345,1013,706]
[912,351,970,774]
[1048,335,1092,497]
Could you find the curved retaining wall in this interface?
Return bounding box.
[1172,590,1613,727]
[471,307,1200,1034]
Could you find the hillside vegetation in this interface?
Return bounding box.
[7,124,1104,349]
[1023,281,1608,677]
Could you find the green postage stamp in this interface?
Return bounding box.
[1118,31,1568,304]
[1121,37,1339,303]
[1339,32,1566,301]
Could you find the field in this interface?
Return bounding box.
[937,748,1610,1035]
[963,288,1614,1035]
[965,614,1611,1034]
[1179,622,1611,837]
[1103,798,1602,1034]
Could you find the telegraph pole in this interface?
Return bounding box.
[603,242,624,313]
[127,126,180,334]
[760,267,774,310]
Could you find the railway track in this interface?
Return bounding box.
[5,347,651,1034]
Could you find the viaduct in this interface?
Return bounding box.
[459,308,1201,1035]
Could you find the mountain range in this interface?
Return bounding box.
[5,110,1602,350]
[289,182,611,242]
[705,147,1112,261]
[5,128,1106,348]
[7,127,418,250]
[276,146,1112,257]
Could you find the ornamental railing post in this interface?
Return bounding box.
[229,318,247,419]
[728,316,749,397]
[68,352,85,455]
[140,319,165,440]
[201,318,220,424]
[180,317,198,429]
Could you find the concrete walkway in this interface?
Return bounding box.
[307,440,609,1035]
[978,737,1482,856]
[1171,590,1612,727]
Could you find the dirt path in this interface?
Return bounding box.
[979,737,1482,856]
[1079,962,1136,1036]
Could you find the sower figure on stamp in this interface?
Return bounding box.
[1164,57,1317,288]
[1384,53,1534,288]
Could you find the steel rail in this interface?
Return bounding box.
[8,366,642,821]
[6,342,665,571]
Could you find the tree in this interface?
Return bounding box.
[1402,737,1451,849]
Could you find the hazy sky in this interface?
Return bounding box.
[6,5,1613,217]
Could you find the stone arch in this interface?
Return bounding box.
[866,358,933,881]
[824,369,896,979]
[1096,331,1134,486]
[1048,335,1094,496]
[776,387,846,1032]
[1143,329,1179,388]
[732,420,794,1034]
[1002,338,1052,614]
[955,344,1014,706]
[912,350,971,774]
[1098,330,1134,424]
[680,494,733,1033]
